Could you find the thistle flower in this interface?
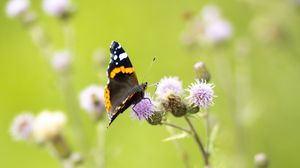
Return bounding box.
[155,76,183,98]
[79,85,105,119]
[132,95,155,120]
[186,80,215,109]
[161,90,187,117]
[32,110,66,143]
[42,0,70,17]
[52,50,72,72]
[254,153,269,168]
[203,19,232,44]
[10,112,34,141]
[5,0,30,18]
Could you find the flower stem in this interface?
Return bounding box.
[184,116,210,167]
[165,123,191,168]
[204,110,210,154]
[95,122,106,168]
[162,121,192,134]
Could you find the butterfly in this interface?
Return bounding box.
[104,41,148,126]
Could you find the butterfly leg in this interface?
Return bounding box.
[132,104,142,120]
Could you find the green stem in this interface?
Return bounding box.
[96,122,106,168]
[204,110,210,154]
[165,123,191,168]
[60,74,89,154]
[162,121,192,134]
[60,18,89,156]
[184,116,210,167]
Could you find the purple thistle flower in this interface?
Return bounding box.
[187,80,215,109]
[132,95,155,120]
[155,76,183,98]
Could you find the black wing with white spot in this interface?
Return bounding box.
[107,41,133,76]
[105,41,140,125]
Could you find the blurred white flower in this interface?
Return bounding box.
[5,0,30,18]
[79,85,105,118]
[10,112,34,141]
[181,4,233,47]
[254,153,269,168]
[52,50,72,72]
[155,76,183,98]
[93,48,106,65]
[43,0,70,16]
[204,19,232,44]
[201,4,220,23]
[32,110,66,143]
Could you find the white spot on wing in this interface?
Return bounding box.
[117,44,122,49]
[119,53,128,61]
[115,62,119,65]
[113,55,118,60]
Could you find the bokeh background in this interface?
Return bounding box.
[1,0,300,168]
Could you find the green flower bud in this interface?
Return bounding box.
[147,111,163,125]
[161,91,187,117]
[194,61,210,82]
[187,105,200,114]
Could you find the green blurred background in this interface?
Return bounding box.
[1,0,300,167]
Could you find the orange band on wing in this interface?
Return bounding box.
[110,66,134,78]
[104,85,112,112]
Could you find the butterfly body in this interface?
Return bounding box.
[104,41,147,126]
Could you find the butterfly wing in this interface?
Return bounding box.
[104,41,139,125]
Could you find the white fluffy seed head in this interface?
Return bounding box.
[32,110,66,143]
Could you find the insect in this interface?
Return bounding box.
[104,41,148,126]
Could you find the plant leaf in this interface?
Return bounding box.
[162,132,188,142]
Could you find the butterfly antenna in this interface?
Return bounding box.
[141,57,156,83]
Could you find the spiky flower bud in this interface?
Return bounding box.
[187,105,200,114]
[52,135,71,158]
[194,61,210,82]
[161,91,187,117]
[147,111,163,125]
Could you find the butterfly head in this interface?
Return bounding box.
[140,82,148,91]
